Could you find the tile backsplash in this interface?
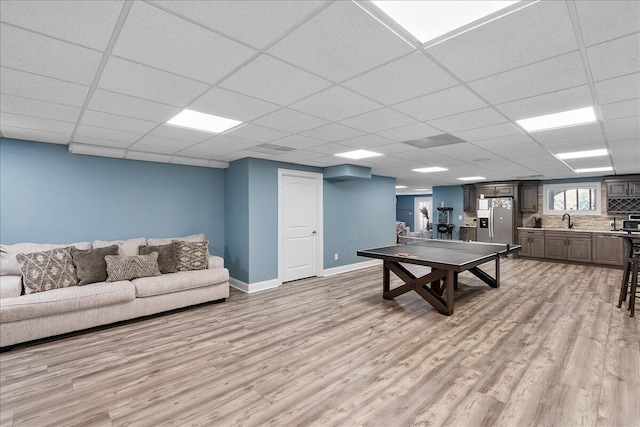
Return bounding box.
[463,184,629,231]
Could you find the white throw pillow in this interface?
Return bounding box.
[93,238,147,256]
[147,233,205,246]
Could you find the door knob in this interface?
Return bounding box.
[312,230,317,235]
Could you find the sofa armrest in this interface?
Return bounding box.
[0,275,23,299]
[208,255,224,270]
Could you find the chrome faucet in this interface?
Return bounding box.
[562,213,574,229]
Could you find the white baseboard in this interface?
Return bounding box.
[321,259,382,277]
[229,277,281,294]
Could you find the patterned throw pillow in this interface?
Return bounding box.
[174,240,209,271]
[17,247,78,294]
[104,253,161,282]
[138,242,177,274]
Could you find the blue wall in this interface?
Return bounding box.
[431,185,464,239]
[325,175,396,269]
[0,138,226,255]
[224,158,250,281]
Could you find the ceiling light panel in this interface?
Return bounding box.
[167,109,243,134]
[412,167,448,173]
[555,149,608,160]
[334,149,383,160]
[458,176,486,181]
[516,106,597,132]
[574,166,614,173]
[372,1,520,45]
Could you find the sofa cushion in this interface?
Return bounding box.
[208,255,224,270]
[175,241,209,272]
[17,247,78,294]
[93,238,147,256]
[0,276,22,299]
[132,268,229,298]
[71,245,119,286]
[105,253,161,282]
[1,242,91,276]
[138,243,177,274]
[0,280,134,322]
[147,233,205,246]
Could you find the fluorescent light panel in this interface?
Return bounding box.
[412,167,448,173]
[555,148,608,159]
[334,149,383,160]
[167,109,242,134]
[517,107,597,132]
[458,176,486,181]
[371,0,520,44]
[414,188,430,191]
[395,185,407,189]
[574,166,613,173]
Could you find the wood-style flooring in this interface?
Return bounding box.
[0,258,638,427]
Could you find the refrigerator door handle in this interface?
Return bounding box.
[489,207,493,239]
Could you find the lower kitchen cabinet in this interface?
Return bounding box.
[460,226,477,241]
[592,233,625,266]
[517,230,544,257]
[544,232,592,263]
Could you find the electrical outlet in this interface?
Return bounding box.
[334,253,339,260]
[458,215,462,220]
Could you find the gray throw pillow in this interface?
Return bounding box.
[71,245,119,285]
[104,252,161,282]
[138,242,177,274]
[174,240,209,271]
[17,247,78,294]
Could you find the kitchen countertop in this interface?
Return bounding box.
[517,227,628,234]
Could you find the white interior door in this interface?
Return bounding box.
[414,197,432,233]
[279,171,321,282]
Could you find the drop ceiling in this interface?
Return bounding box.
[0,0,638,194]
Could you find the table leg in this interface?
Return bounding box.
[383,262,391,299]
[629,260,637,318]
[445,270,454,315]
[495,256,500,289]
[617,241,634,308]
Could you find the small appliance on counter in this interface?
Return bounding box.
[622,214,640,231]
[531,217,542,228]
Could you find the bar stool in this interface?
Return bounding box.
[628,257,638,317]
[617,234,640,318]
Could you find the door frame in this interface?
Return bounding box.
[278,169,324,283]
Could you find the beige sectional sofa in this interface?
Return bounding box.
[0,236,229,348]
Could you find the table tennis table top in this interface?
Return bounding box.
[357,238,519,269]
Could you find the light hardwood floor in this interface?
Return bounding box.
[1,258,638,427]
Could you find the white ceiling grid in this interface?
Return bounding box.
[0,0,638,192]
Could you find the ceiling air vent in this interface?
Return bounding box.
[247,143,296,154]
[402,133,465,149]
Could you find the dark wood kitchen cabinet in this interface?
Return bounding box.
[463,185,476,213]
[520,183,539,213]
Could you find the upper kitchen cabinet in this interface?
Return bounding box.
[462,185,476,213]
[605,175,640,213]
[475,182,518,198]
[520,181,540,213]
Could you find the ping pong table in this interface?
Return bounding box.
[357,238,520,316]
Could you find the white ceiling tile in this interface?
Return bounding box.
[0,24,103,85]
[545,142,608,155]
[532,122,605,144]
[87,89,177,122]
[72,135,132,149]
[80,110,157,134]
[600,99,640,121]
[426,108,508,133]
[252,108,329,133]
[275,150,327,162]
[267,1,413,82]
[575,1,640,47]
[219,54,332,105]
[426,143,502,162]
[134,134,199,150]
[189,87,279,122]
[226,123,290,143]
[0,67,89,107]
[337,134,395,149]
[587,33,640,82]
[114,2,256,84]
[290,86,381,122]
[126,143,184,155]
[595,73,640,105]
[376,123,441,142]
[0,0,123,51]
[300,123,366,142]
[75,124,142,144]
[339,108,417,133]
[307,142,350,155]
[149,124,213,143]
[427,1,577,82]
[604,116,640,141]
[392,86,487,121]
[0,112,75,134]
[1,94,81,123]
[469,52,588,105]
[268,135,325,150]
[371,143,420,155]
[452,123,522,142]
[97,57,209,106]
[0,126,70,145]
[343,52,458,105]
[563,157,613,170]
[495,85,594,121]
[151,0,325,49]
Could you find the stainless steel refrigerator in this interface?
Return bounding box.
[476,197,515,244]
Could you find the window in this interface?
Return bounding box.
[543,182,601,215]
